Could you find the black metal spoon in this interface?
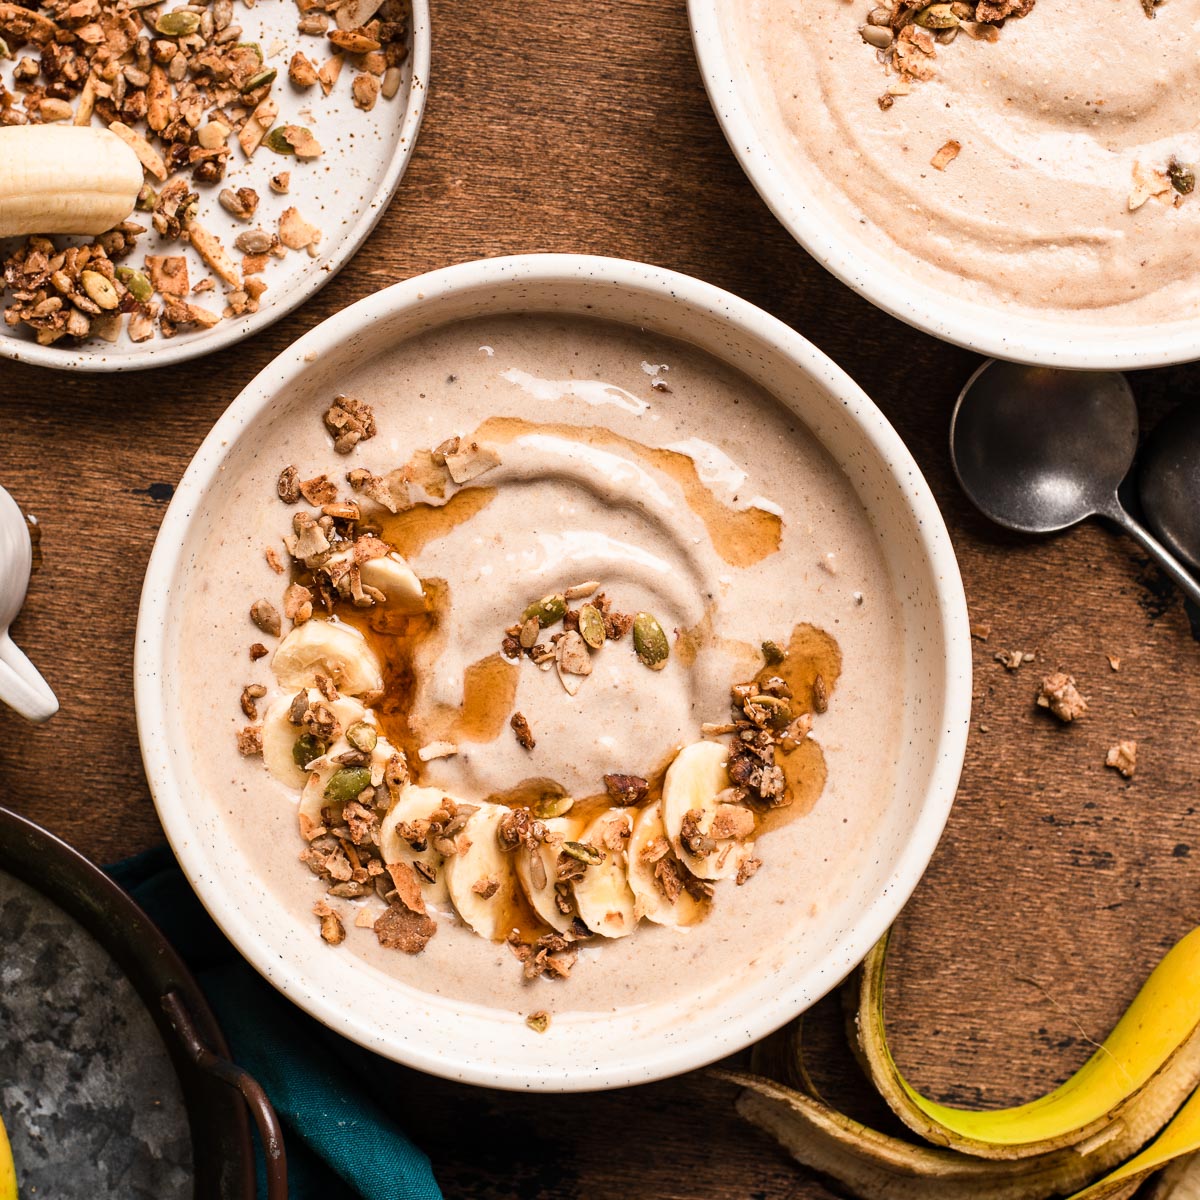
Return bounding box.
[1138,400,1200,571]
[950,360,1200,609]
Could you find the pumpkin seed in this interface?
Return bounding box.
[748,694,792,728]
[155,10,201,36]
[323,766,372,802]
[525,1011,550,1034]
[578,604,606,649]
[562,840,605,866]
[263,126,295,154]
[115,266,152,303]
[240,67,277,93]
[345,721,378,753]
[761,639,786,665]
[632,611,669,670]
[522,592,566,628]
[914,3,958,28]
[533,794,574,819]
[292,733,326,768]
[80,269,119,310]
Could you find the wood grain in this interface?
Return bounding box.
[2,0,1199,1196]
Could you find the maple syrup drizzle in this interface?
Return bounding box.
[471,415,782,568]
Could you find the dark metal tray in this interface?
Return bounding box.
[0,806,286,1198]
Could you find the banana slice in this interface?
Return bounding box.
[514,816,576,933]
[379,784,455,906]
[0,126,143,237]
[359,552,426,613]
[261,690,367,787]
[297,733,397,827]
[661,740,756,881]
[443,803,522,940]
[571,808,638,939]
[272,619,383,698]
[628,801,711,928]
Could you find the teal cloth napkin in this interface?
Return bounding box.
[107,846,443,1200]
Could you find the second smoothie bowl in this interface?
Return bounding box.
[136,254,970,1090]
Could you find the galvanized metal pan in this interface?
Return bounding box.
[0,805,286,1198]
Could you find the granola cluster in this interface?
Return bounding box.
[0,0,409,344]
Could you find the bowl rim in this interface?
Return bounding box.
[0,0,430,375]
[687,0,1200,371]
[135,252,972,1091]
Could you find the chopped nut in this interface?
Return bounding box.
[249,642,269,661]
[510,711,535,750]
[279,206,322,253]
[1036,672,1088,723]
[289,50,318,87]
[736,856,763,886]
[239,683,266,719]
[277,465,301,504]
[324,395,376,453]
[931,139,961,170]
[316,904,345,945]
[236,725,263,756]
[270,171,291,194]
[374,902,436,953]
[1106,740,1138,779]
[299,473,338,505]
[525,1010,551,1034]
[603,774,649,806]
[351,71,378,110]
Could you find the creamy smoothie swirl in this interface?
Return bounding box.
[183,313,907,1013]
[725,0,1200,323]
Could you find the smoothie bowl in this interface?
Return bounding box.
[692,0,1200,369]
[136,254,970,1090]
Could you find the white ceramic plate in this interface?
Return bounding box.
[0,0,428,372]
[135,254,972,1091]
[688,1,1200,370]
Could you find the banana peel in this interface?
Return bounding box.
[725,926,1200,1200]
[0,1112,16,1200]
[857,927,1200,1159]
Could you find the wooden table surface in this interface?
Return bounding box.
[3,1,1199,1196]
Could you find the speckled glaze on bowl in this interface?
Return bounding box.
[688,2,1200,370]
[0,0,429,373]
[135,254,971,1092]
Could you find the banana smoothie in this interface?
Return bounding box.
[720,0,1200,325]
[181,314,906,1016]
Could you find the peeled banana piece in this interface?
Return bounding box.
[661,739,755,881]
[627,801,710,928]
[272,618,383,699]
[0,126,143,237]
[378,784,455,907]
[571,808,638,938]
[261,690,366,787]
[443,803,521,940]
[514,815,576,933]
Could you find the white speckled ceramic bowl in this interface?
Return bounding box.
[135,254,971,1091]
[689,2,1200,370]
[0,0,429,372]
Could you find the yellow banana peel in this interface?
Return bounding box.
[858,927,1200,1158]
[0,1112,17,1200]
[727,926,1200,1200]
